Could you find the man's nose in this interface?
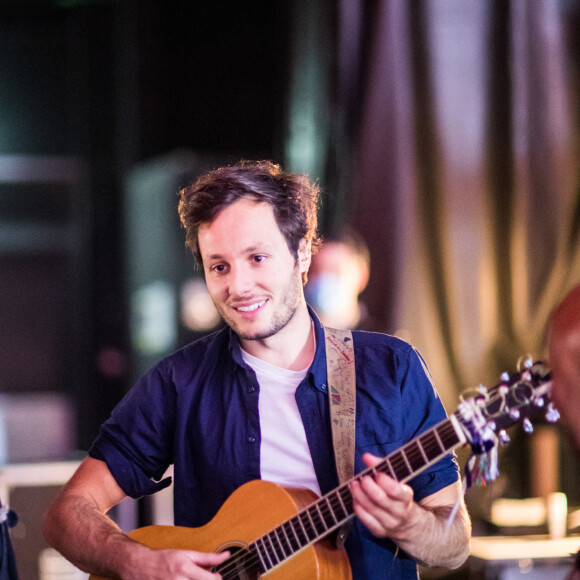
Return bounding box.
[229,264,254,295]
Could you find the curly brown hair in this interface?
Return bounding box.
[178,160,321,269]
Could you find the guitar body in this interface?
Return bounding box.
[90,480,352,580]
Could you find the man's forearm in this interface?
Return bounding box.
[394,502,471,569]
[43,493,147,579]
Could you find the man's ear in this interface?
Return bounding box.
[298,239,312,273]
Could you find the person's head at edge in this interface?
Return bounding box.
[547,283,580,451]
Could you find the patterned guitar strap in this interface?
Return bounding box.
[323,326,356,549]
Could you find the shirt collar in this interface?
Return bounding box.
[227,327,246,368]
[307,304,329,392]
[225,304,329,392]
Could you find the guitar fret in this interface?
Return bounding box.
[309,504,328,535]
[329,490,349,524]
[390,451,411,479]
[333,489,350,520]
[438,421,460,448]
[272,527,289,560]
[319,496,338,526]
[404,440,426,471]
[299,510,317,543]
[279,523,294,555]
[255,537,273,571]
[283,519,301,552]
[432,427,445,451]
[307,508,320,538]
[292,514,309,547]
[328,496,340,523]
[338,486,354,515]
[263,533,280,567]
[265,532,279,566]
[314,504,329,535]
[415,438,429,463]
[401,449,413,472]
[420,430,444,461]
[384,458,397,480]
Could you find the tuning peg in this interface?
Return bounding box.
[533,397,545,408]
[545,403,560,423]
[517,356,534,371]
[509,408,521,420]
[501,371,510,382]
[498,430,510,445]
[476,398,487,408]
[523,418,534,433]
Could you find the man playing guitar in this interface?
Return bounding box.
[43,160,471,579]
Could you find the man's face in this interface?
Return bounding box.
[198,198,309,342]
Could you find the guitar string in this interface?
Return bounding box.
[215,474,363,578]
[216,499,357,579]
[215,494,351,579]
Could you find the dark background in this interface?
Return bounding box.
[2,3,580,579]
[0,0,292,449]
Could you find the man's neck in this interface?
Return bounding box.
[239,304,315,371]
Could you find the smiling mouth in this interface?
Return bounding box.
[234,300,267,313]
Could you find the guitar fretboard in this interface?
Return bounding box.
[216,416,463,579]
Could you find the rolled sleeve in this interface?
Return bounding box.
[88,363,176,498]
[89,434,172,498]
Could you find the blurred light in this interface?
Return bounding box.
[180,278,220,332]
[131,280,176,354]
[96,346,127,378]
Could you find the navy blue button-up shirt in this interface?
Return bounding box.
[90,307,459,579]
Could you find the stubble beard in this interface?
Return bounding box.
[218,265,304,341]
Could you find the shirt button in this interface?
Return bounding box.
[248,436,256,443]
[248,386,256,393]
[321,383,327,391]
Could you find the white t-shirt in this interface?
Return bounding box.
[240,349,321,496]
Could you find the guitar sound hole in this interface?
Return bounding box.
[213,545,261,580]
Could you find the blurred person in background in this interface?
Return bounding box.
[305,228,378,331]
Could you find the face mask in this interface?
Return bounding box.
[305,273,352,317]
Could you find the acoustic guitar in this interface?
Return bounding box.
[91,360,555,580]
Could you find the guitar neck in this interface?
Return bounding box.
[243,415,465,576]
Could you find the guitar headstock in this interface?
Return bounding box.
[456,359,557,455]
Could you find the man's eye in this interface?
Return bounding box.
[253,255,266,263]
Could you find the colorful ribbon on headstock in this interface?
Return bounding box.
[444,358,556,535]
